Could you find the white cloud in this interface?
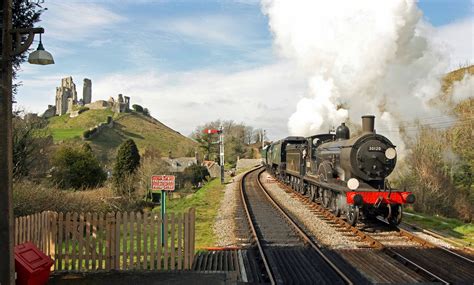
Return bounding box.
[42,2,125,42]
[151,14,260,46]
[91,61,306,138]
[434,17,474,70]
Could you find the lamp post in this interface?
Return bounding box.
[1,0,54,283]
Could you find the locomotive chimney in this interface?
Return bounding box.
[362,115,375,133]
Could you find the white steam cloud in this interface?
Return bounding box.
[262,0,460,152]
[451,74,474,103]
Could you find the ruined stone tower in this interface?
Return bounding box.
[55,76,78,115]
[83,78,92,104]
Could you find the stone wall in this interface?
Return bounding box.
[85,100,108,110]
[83,116,114,140]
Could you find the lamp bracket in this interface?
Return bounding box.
[10,27,45,56]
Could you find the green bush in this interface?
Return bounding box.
[13,182,145,217]
[113,139,141,193]
[132,104,144,113]
[78,106,90,114]
[183,164,210,187]
[51,146,107,190]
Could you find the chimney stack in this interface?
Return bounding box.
[362,115,375,133]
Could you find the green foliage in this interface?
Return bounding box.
[82,128,97,140]
[183,164,210,187]
[12,0,45,94]
[113,139,141,192]
[191,120,258,166]
[404,209,474,245]
[82,142,93,153]
[78,106,89,114]
[12,113,49,179]
[51,146,107,190]
[396,69,474,222]
[132,104,144,113]
[13,181,145,217]
[152,178,223,247]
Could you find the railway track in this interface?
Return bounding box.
[240,167,355,284]
[270,172,474,284]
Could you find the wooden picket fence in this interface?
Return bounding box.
[14,209,196,271]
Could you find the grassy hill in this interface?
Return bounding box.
[46,109,198,162]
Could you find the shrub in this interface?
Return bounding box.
[113,139,141,194]
[51,145,107,190]
[78,106,89,114]
[132,104,144,113]
[13,182,145,217]
[183,164,210,187]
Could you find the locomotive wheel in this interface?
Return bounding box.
[331,192,341,217]
[388,204,403,225]
[301,183,307,195]
[322,189,330,208]
[317,161,334,182]
[347,206,359,226]
[310,187,317,202]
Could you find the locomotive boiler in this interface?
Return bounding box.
[264,115,415,225]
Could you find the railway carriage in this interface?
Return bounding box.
[264,115,415,225]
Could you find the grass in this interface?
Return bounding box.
[404,208,474,246]
[47,109,115,141]
[152,178,226,248]
[46,109,198,162]
[50,128,84,141]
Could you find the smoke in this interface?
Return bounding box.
[451,74,474,103]
[262,0,454,152]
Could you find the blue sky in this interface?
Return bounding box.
[17,0,473,139]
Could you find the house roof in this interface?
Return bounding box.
[202,160,218,168]
[161,157,197,172]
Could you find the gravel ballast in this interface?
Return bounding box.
[260,171,360,249]
[213,172,246,247]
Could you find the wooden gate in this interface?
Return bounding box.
[14,208,196,271]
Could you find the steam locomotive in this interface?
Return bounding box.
[263,115,415,225]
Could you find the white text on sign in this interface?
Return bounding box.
[151,175,176,191]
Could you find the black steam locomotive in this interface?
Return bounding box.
[263,115,415,225]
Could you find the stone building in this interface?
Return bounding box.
[55,76,77,116]
[42,76,133,118]
[107,94,130,113]
[83,78,92,104]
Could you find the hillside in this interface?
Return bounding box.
[46,109,198,162]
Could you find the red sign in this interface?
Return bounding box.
[151,175,175,191]
[203,129,220,134]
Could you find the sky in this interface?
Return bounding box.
[16,0,473,139]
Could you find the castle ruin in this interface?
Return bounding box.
[43,76,131,118]
[83,79,92,105]
[55,76,77,116]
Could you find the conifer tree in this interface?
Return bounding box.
[113,139,140,187]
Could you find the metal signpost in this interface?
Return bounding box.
[203,127,225,184]
[151,175,175,245]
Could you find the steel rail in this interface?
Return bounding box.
[270,171,451,284]
[255,169,354,285]
[240,167,275,285]
[400,222,474,261]
[397,226,474,264]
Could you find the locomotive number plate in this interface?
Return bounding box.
[368,146,382,152]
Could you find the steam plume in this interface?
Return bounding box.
[262,0,458,151]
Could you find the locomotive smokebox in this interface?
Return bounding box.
[362,115,375,133]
